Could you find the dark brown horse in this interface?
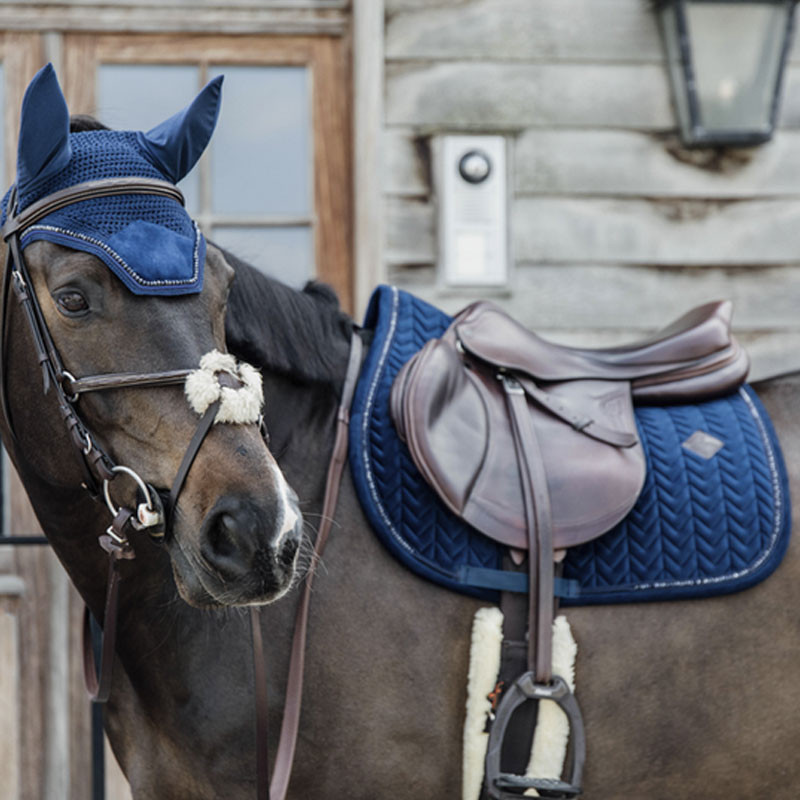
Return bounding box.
[4,74,800,800]
[6,230,800,799]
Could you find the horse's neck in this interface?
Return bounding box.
[262,367,349,508]
[236,285,360,508]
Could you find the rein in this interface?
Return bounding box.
[264,332,363,800]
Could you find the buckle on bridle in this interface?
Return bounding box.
[99,507,136,558]
[60,370,79,403]
[11,268,27,297]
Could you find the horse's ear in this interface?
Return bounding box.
[16,63,72,196]
[137,76,223,184]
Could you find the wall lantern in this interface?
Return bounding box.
[657,0,797,146]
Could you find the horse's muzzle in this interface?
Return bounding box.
[193,494,302,604]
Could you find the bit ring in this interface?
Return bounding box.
[103,465,154,518]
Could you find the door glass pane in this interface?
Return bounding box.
[209,66,311,217]
[211,226,312,287]
[96,64,201,212]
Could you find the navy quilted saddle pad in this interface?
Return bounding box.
[349,286,792,605]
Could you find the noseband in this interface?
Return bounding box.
[0,177,264,548]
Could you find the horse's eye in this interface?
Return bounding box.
[56,291,89,315]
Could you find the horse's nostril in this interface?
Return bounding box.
[208,512,238,559]
[199,499,300,594]
[280,537,299,567]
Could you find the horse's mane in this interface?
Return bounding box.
[70,115,109,132]
[220,247,355,387]
[69,116,355,388]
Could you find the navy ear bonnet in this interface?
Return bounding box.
[1,64,223,296]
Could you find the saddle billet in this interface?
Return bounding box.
[390,299,749,799]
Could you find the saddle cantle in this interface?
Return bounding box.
[390,299,749,553]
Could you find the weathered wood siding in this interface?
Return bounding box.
[384,0,800,379]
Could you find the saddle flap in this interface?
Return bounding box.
[395,334,647,551]
[401,338,489,518]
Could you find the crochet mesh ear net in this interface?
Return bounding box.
[2,130,204,296]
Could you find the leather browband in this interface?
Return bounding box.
[1,177,185,240]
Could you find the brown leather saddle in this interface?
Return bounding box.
[390,299,749,799]
[391,299,748,552]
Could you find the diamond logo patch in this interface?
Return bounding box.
[682,430,724,459]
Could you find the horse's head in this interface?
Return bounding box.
[0,65,302,607]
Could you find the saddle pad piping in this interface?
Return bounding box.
[357,286,417,561]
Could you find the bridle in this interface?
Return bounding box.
[0,176,260,696]
[0,174,365,800]
[0,176,251,541]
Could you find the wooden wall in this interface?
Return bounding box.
[383,0,800,379]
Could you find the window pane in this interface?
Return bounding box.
[211,226,313,288]
[209,66,311,217]
[96,64,201,212]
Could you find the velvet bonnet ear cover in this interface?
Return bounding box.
[5,63,223,296]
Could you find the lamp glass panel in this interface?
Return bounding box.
[685,2,789,132]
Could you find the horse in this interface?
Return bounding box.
[6,230,800,799]
[5,67,800,800]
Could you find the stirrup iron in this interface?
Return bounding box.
[484,673,585,799]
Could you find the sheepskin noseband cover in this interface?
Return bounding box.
[185,350,264,425]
